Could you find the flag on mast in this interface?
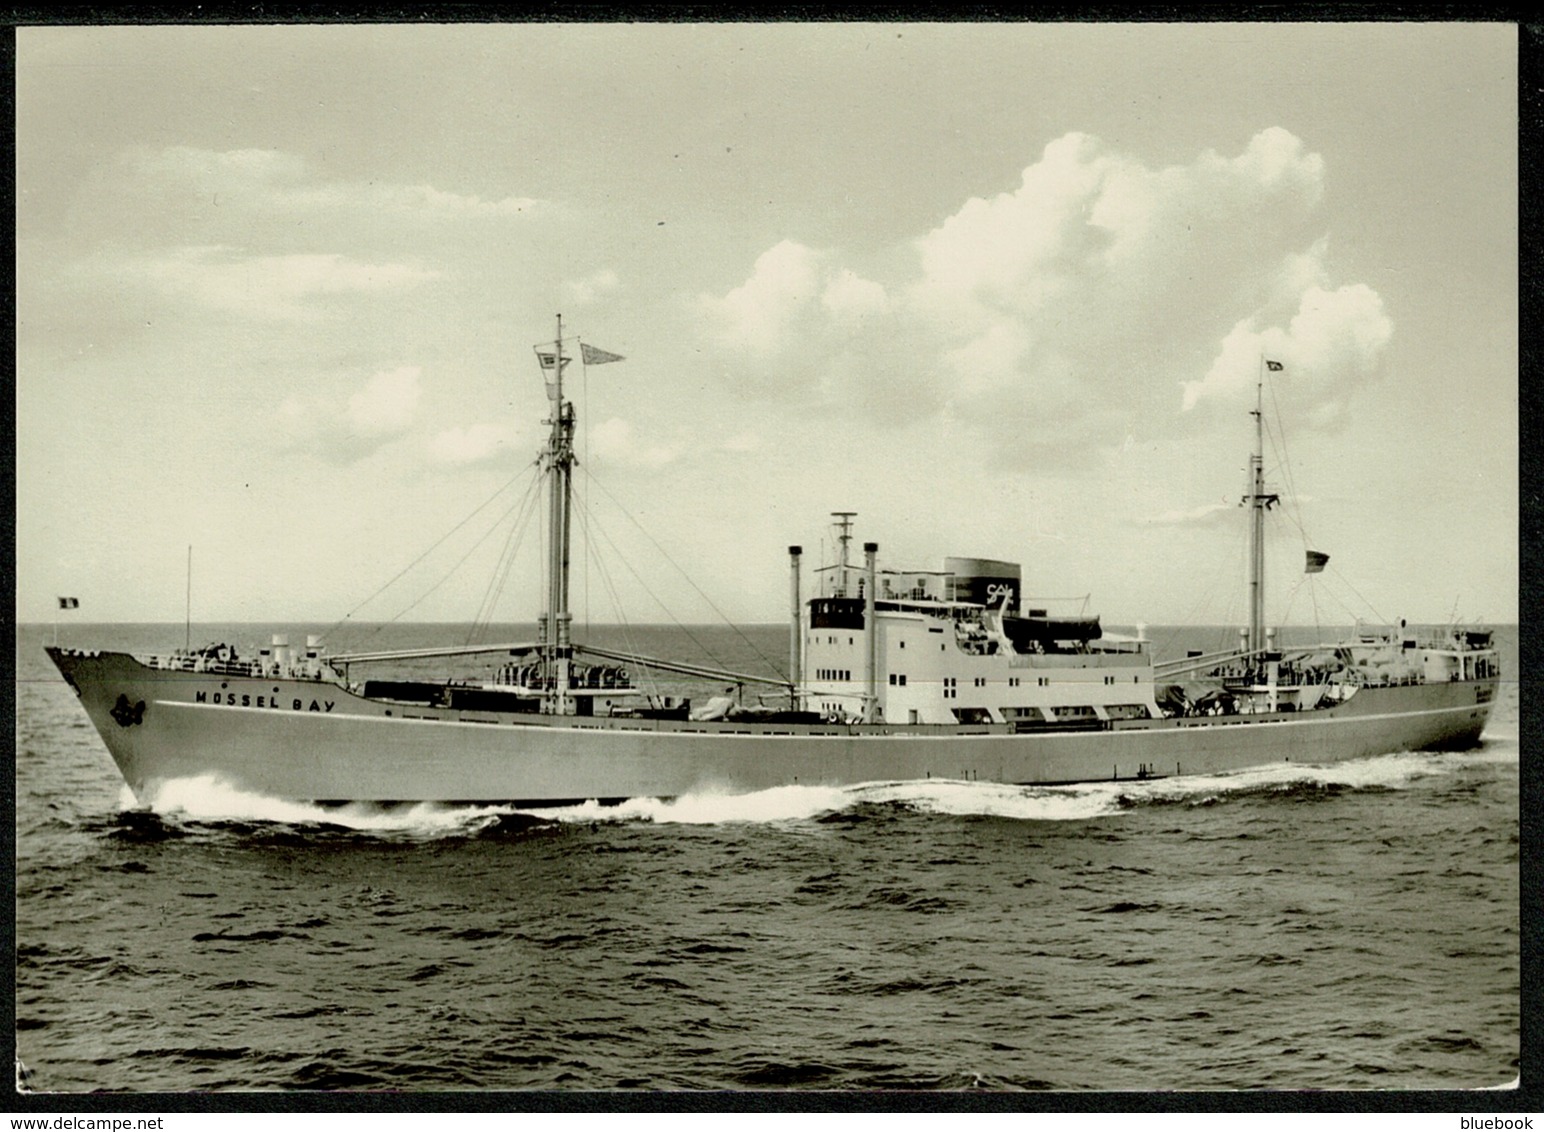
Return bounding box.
[58,597,79,609]
[1305,550,1329,574]
[580,343,625,365]
[1265,359,1284,372]
[537,349,571,401]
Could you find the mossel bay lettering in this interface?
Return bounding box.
[197,689,335,712]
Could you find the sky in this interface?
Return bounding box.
[15,21,1518,633]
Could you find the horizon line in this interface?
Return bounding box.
[17,618,1520,629]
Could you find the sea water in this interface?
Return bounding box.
[14,623,1520,1091]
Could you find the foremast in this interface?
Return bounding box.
[539,315,577,714]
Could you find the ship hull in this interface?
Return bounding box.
[48,648,1496,805]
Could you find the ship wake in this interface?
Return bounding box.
[121,744,1514,837]
[127,777,525,837]
[530,745,1513,826]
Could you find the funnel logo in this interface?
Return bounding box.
[110,693,146,728]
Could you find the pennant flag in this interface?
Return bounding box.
[1305,550,1329,574]
[581,343,625,365]
[58,596,79,609]
[1265,359,1284,372]
[536,350,571,373]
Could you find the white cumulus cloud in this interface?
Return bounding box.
[567,269,622,306]
[1145,501,1237,527]
[129,245,441,320]
[589,417,679,469]
[346,366,422,437]
[427,423,517,466]
[695,128,1386,464]
[697,239,827,355]
[1182,285,1393,420]
[277,365,423,463]
[821,269,891,324]
[136,146,539,220]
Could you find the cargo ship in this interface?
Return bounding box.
[47,321,1499,805]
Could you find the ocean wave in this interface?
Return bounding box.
[561,745,1514,825]
[135,774,526,836]
[124,746,1511,837]
[515,785,854,826]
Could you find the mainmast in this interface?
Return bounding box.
[541,314,576,714]
[1244,359,1280,655]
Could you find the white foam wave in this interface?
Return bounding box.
[1479,728,1520,749]
[519,783,854,826]
[137,774,518,834]
[596,747,1512,826]
[1098,747,1510,807]
[125,746,1509,834]
[853,779,1124,821]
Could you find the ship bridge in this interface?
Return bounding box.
[796,535,1158,727]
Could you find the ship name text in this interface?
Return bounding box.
[196,690,335,712]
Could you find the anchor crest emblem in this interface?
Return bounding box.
[110,694,146,728]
